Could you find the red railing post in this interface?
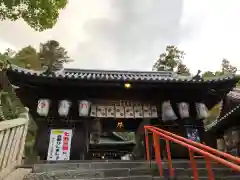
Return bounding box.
[151,126,240,164]
[205,156,214,180]
[165,140,174,177]
[153,132,163,176]
[144,128,150,162]
[144,126,240,180]
[189,149,199,180]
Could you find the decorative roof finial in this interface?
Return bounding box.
[192,70,203,80]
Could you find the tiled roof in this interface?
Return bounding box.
[227,88,240,100]
[8,65,236,83]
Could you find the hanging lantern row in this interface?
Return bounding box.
[36,99,209,120]
[161,101,209,121]
[37,99,90,117]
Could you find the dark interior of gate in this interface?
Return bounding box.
[6,65,238,161]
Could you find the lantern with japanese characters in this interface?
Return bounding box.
[178,102,190,118]
[195,103,209,119]
[58,100,71,117]
[79,100,91,116]
[162,101,177,121]
[37,99,50,116]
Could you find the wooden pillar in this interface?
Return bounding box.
[34,122,49,160]
[71,122,88,160]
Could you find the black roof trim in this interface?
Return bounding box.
[8,65,237,83]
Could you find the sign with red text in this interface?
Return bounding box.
[47,129,72,161]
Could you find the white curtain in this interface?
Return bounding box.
[162,101,177,121]
[178,102,190,118]
[196,103,209,119]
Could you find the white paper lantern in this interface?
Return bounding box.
[195,103,209,119]
[162,101,177,121]
[58,100,71,116]
[178,102,190,118]
[79,100,91,116]
[37,99,50,116]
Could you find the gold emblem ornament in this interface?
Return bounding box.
[117,121,124,129]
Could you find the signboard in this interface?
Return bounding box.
[186,128,200,142]
[47,129,73,161]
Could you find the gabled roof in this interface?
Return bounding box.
[7,65,237,83]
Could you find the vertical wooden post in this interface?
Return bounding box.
[1,128,16,168]
[17,123,28,164]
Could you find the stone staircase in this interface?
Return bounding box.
[22,160,240,180]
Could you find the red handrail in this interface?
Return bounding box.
[149,126,240,164]
[144,126,240,180]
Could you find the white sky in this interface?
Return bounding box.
[0,0,240,74]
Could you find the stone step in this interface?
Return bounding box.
[88,175,240,180]
[162,168,239,177]
[33,161,151,173]
[24,167,240,180]
[33,160,229,173]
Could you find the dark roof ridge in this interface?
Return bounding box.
[64,68,175,75]
[10,64,176,76]
[8,64,237,83]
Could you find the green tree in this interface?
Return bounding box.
[176,62,190,75]
[221,58,237,74]
[202,59,237,79]
[39,40,73,74]
[0,48,16,67]
[202,71,215,78]
[14,46,41,70]
[153,45,190,75]
[0,0,68,31]
[1,40,73,73]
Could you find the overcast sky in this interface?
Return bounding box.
[0,0,239,74]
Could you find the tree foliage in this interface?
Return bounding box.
[0,40,72,73]
[221,58,237,74]
[176,62,190,76]
[14,46,41,69]
[0,51,26,121]
[39,40,73,73]
[202,59,237,79]
[0,0,68,31]
[152,45,190,75]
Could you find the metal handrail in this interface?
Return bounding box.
[149,126,240,164]
[144,126,240,180]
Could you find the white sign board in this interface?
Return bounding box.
[47,129,73,161]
